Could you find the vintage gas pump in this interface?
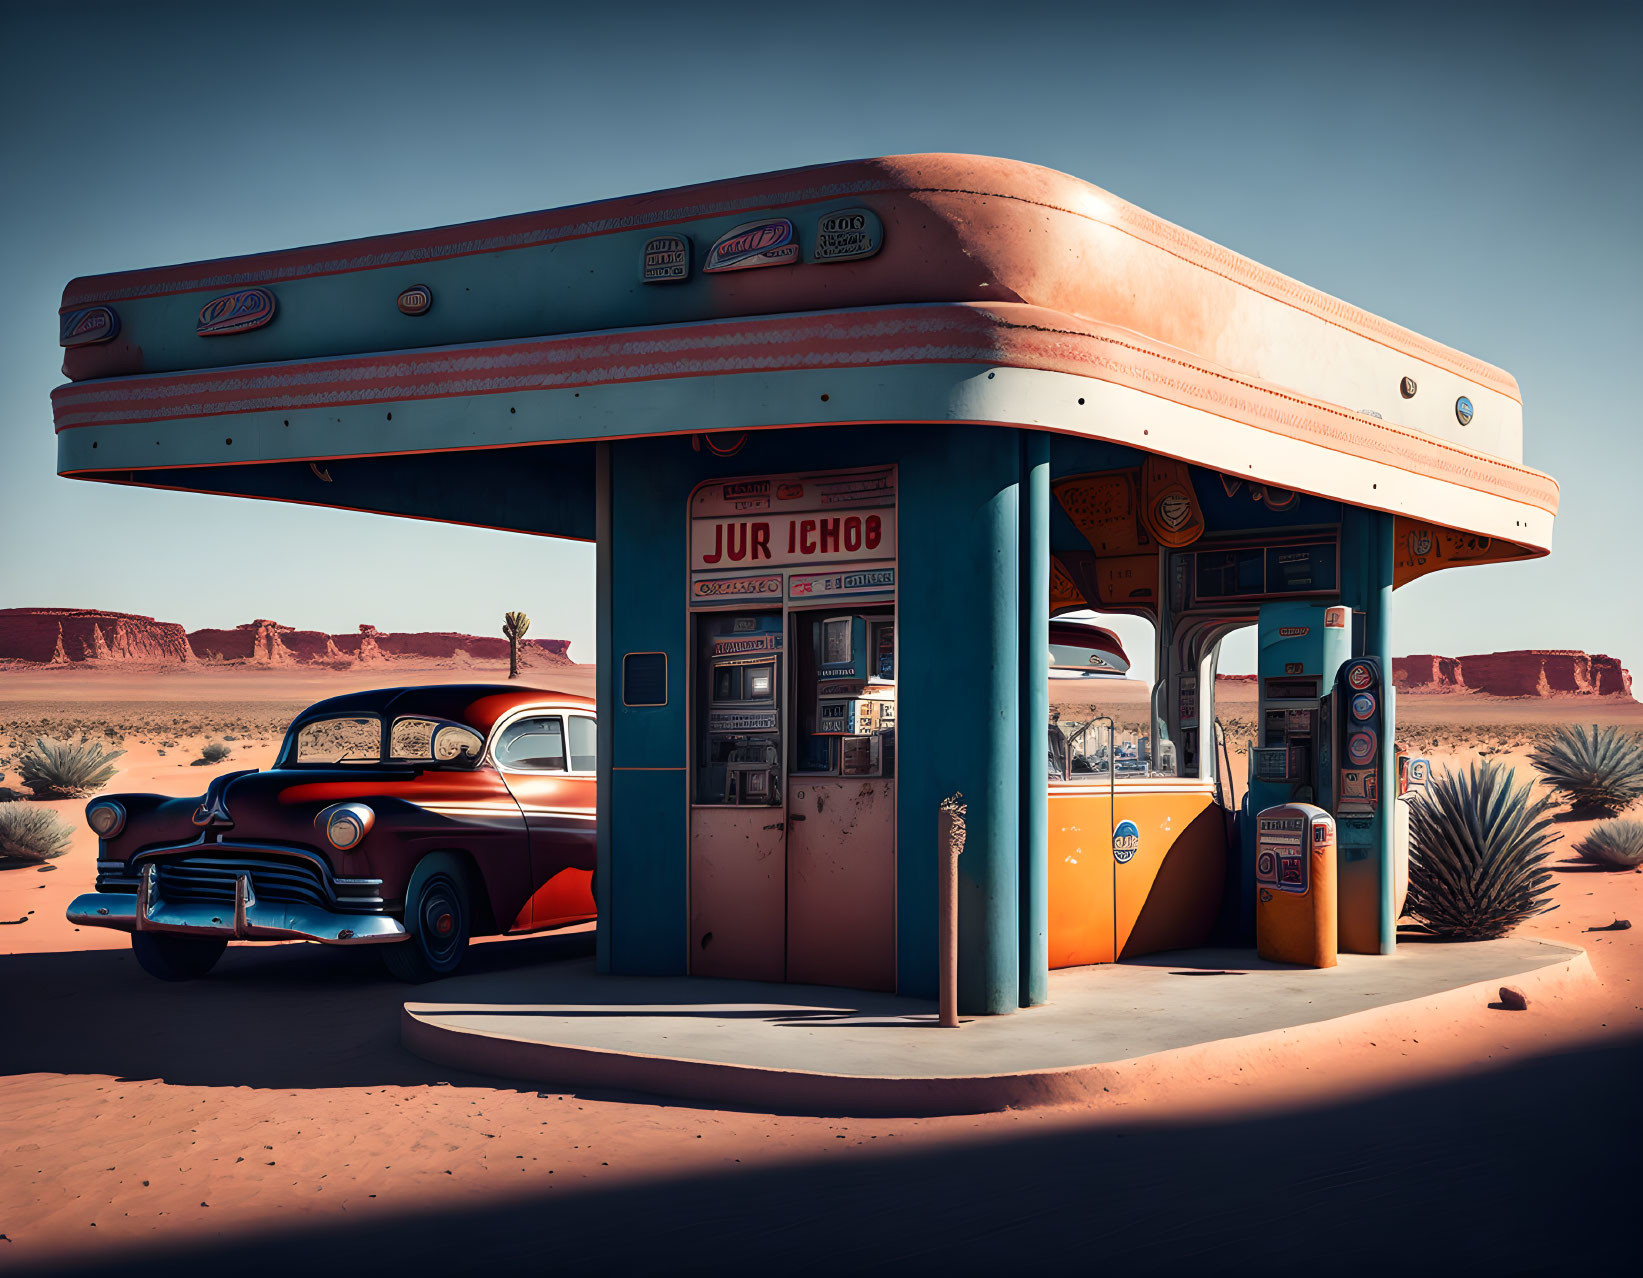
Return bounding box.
[1255,802,1337,967]
[1248,602,1352,805]
[1334,656,1387,953]
[1239,601,1351,939]
[695,612,784,805]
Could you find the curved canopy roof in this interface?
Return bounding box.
[51,154,1556,556]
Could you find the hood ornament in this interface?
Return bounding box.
[192,769,255,827]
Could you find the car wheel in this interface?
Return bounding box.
[131,932,228,981]
[382,860,472,983]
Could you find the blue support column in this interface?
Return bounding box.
[1369,511,1397,954]
[595,441,613,973]
[897,425,1021,1014]
[1020,432,1050,1007]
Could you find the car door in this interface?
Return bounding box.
[493,709,598,930]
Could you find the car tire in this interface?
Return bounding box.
[131,932,228,981]
[382,856,472,983]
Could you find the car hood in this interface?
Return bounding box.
[104,765,513,861]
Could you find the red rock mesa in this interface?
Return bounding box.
[0,607,193,664]
[1394,651,1633,699]
[0,608,573,668]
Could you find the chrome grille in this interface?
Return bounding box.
[148,852,383,914]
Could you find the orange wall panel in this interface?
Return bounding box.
[1048,791,1115,968]
[1113,789,1227,959]
[1050,785,1230,969]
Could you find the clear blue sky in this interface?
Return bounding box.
[2,1,1638,676]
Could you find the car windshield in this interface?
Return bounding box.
[289,715,383,765]
[389,716,483,768]
[283,712,484,768]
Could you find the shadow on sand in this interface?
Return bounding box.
[21,1031,1643,1277]
[0,929,596,1089]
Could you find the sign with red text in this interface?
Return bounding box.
[689,466,896,605]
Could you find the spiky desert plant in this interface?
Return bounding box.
[15,737,125,799]
[0,805,73,866]
[199,740,232,764]
[1528,722,1643,817]
[1574,819,1643,870]
[1404,760,1559,940]
[502,610,530,680]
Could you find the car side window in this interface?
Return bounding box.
[495,715,566,771]
[568,715,597,773]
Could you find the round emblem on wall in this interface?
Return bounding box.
[1112,820,1140,864]
[1351,692,1377,721]
[1347,731,1377,766]
[1400,376,1418,398]
[1455,396,1474,425]
[1347,663,1375,691]
[397,285,433,316]
[1157,492,1192,530]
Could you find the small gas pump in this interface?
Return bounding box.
[695,612,783,805]
[810,613,896,776]
[1255,802,1337,967]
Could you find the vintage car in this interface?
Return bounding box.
[66,684,597,982]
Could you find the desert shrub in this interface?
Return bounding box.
[1574,819,1643,870]
[1404,760,1559,940]
[199,740,232,764]
[0,805,73,866]
[1528,723,1643,817]
[15,737,125,799]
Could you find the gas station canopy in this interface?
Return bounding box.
[53,153,1553,562]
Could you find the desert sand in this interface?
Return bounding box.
[2,666,1640,1272]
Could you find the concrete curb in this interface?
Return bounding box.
[401,945,1594,1117]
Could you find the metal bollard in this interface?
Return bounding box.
[937,793,967,1028]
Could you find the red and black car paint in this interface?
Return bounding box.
[67,684,597,981]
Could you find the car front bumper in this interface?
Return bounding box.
[67,864,407,945]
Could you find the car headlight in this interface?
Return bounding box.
[86,799,126,838]
[317,802,374,851]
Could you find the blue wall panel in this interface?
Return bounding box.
[607,768,689,974]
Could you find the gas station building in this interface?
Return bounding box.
[52,155,1557,1014]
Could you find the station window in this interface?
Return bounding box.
[1048,612,1173,782]
[622,652,668,707]
[694,611,784,806]
[788,605,895,780]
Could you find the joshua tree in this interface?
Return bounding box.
[503,611,531,680]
